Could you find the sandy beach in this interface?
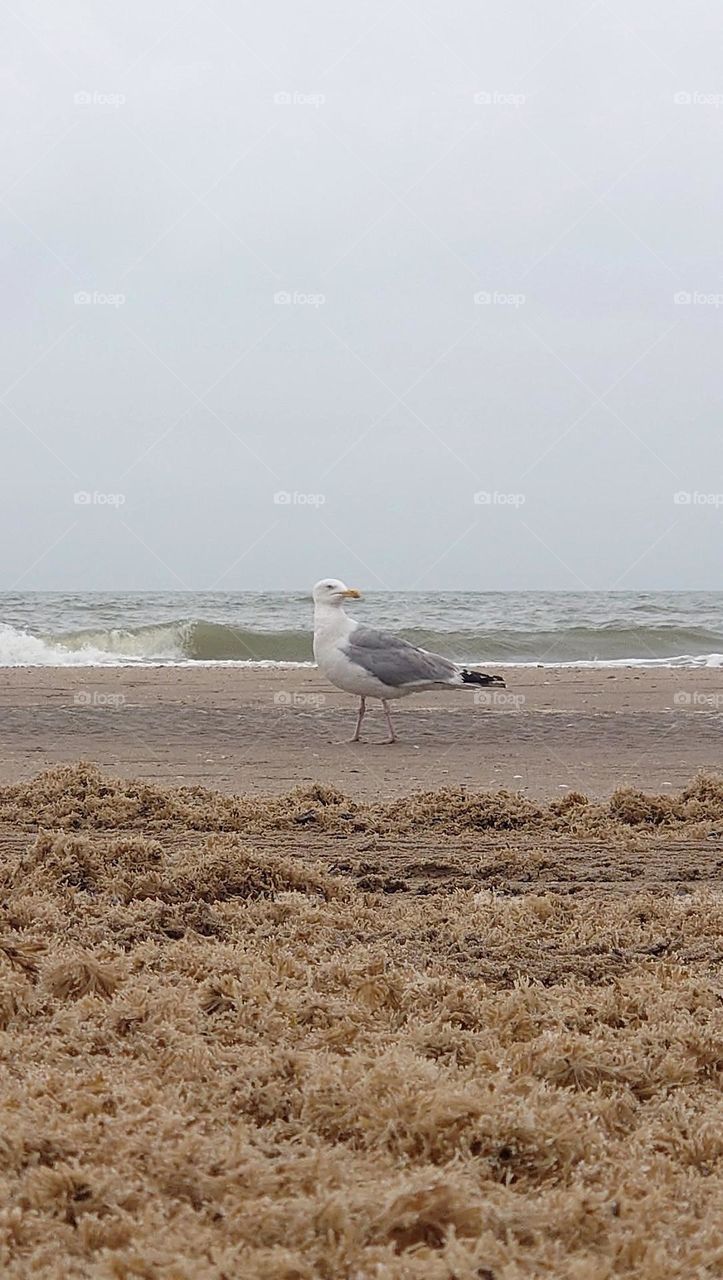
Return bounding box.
[0,663,720,798]
[3,662,723,1279]
[1,754,723,1278]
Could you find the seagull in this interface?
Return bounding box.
[312,578,505,743]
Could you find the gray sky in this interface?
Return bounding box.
[2,0,722,592]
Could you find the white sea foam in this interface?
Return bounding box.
[0,622,147,666]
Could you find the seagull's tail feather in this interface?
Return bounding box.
[459,669,505,688]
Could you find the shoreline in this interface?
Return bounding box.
[1,664,721,799]
[2,655,722,671]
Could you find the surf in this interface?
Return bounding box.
[1,614,723,668]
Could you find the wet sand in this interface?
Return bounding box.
[0,664,720,798]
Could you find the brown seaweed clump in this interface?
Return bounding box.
[2,762,723,837]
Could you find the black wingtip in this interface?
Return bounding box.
[461,669,506,688]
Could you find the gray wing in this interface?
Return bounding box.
[344,624,458,688]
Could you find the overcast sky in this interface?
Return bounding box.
[1,0,722,592]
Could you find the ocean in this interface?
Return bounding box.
[1,591,722,668]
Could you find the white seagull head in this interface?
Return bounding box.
[312,578,361,606]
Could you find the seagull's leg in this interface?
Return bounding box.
[382,699,397,744]
[350,697,366,743]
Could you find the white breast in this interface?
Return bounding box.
[313,605,391,698]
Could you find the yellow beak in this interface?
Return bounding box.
[342,587,361,598]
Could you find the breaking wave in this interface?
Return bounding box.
[1,618,723,668]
